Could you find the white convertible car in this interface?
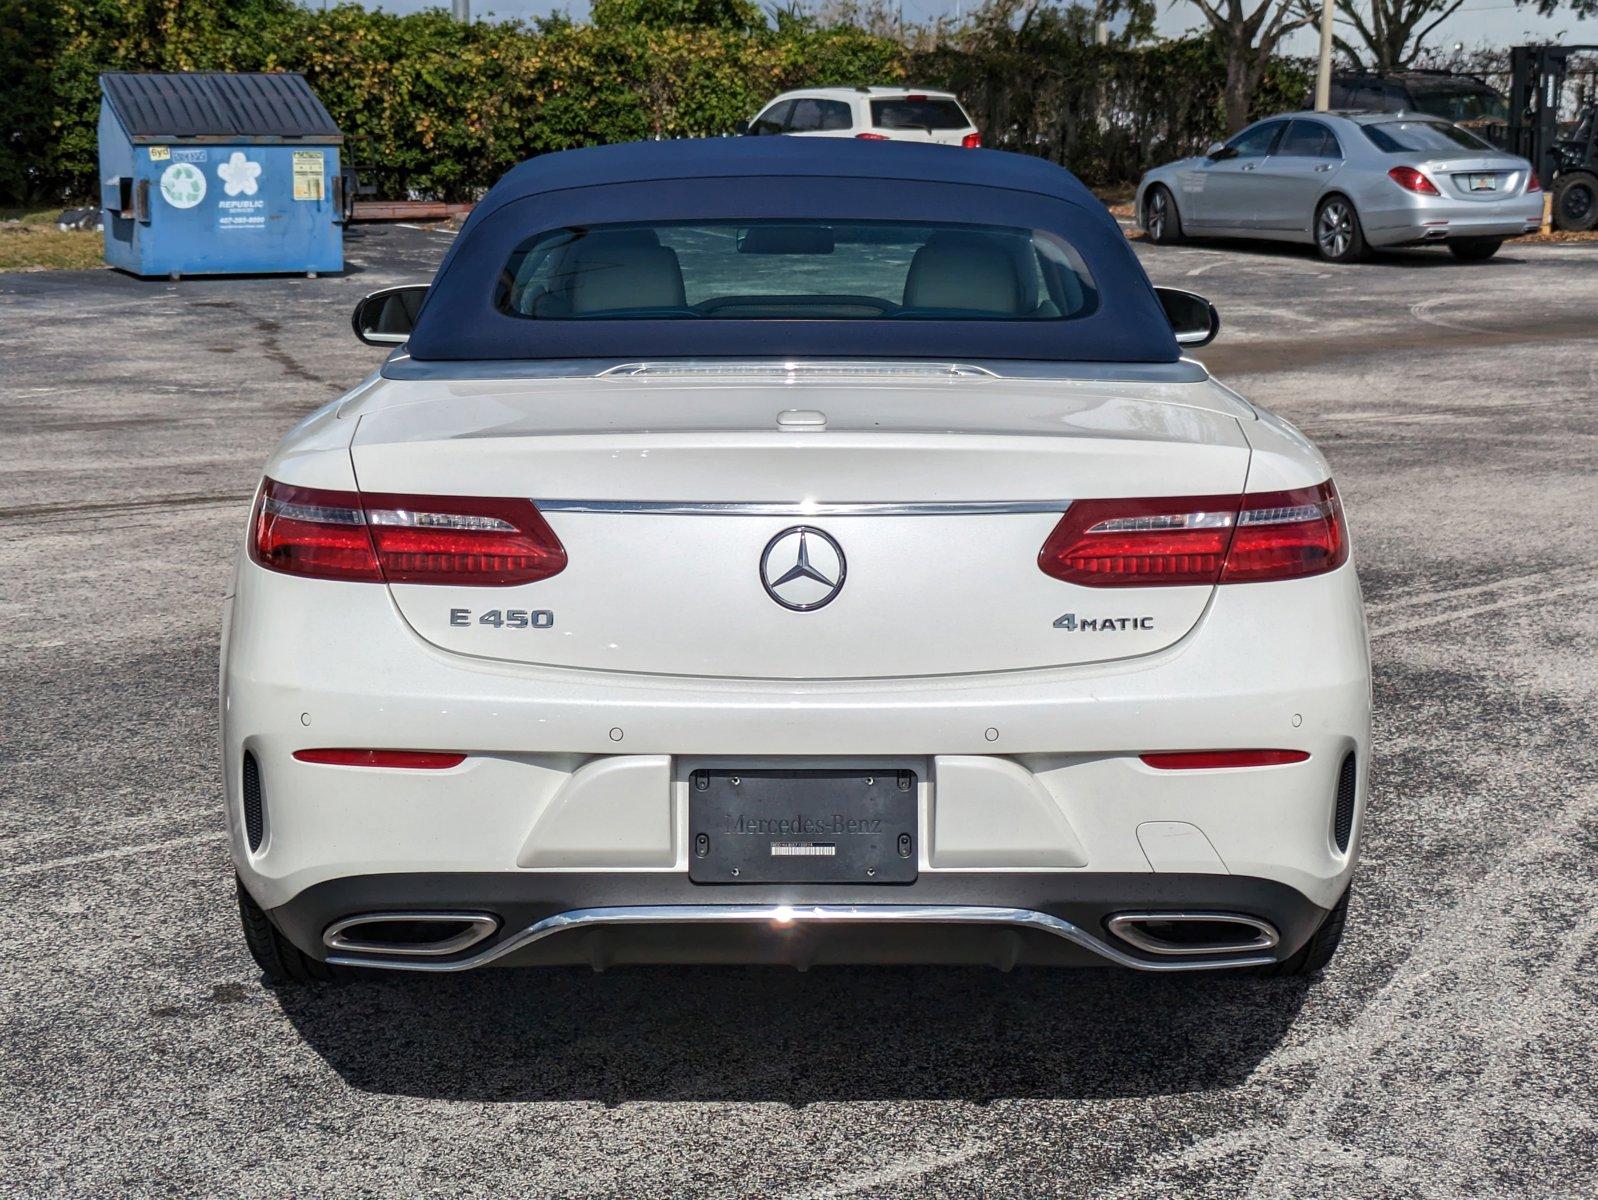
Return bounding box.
[223,139,1369,983]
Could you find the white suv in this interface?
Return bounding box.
[746,86,981,147]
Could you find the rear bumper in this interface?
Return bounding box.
[1361,194,1543,246]
[222,552,1371,940]
[264,870,1333,972]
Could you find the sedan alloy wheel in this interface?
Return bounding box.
[1315,197,1364,263]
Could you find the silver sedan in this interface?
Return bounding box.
[1136,111,1544,263]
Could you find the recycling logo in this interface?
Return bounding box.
[160,162,206,209]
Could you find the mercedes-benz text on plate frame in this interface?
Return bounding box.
[224,138,1370,985]
[760,527,846,611]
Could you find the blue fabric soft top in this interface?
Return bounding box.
[406,138,1179,364]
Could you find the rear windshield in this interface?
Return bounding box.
[1362,120,1494,153]
[870,97,970,131]
[496,220,1098,322]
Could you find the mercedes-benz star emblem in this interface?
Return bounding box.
[760,526,846,611]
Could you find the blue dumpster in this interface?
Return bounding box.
[98,72,344,278]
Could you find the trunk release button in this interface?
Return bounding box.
[776,409,827,430]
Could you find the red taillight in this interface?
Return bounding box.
[1526,169,1541,193]
[1038,481,1347,587]
[294,749,466,769]
[1038,494,1236,586]
[250,478,567,586]
[961,132,982,149]
[251,481,382,581]
[1141,750,1310,770]
[855,132,889,141]
[1388,166,1439,195]
[361,490,567,585]
[1222,482,1348,583]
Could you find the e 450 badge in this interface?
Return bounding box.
[1054,613,1154,631]
[450,608,554,629]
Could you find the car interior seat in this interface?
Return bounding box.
[901,231,1044,316]
[564,230,686,315]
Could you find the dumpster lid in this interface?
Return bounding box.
[100,72,343,144]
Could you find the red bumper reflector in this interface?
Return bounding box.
[1141,750,1310,770]
[293,749,466,769]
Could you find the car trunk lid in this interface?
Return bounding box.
[348,376,1251,679]
[1427,156,1528,201]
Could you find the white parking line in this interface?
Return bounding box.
[1239,800,1598,1198]
[790,1144,988,1199]
[1370,579,1598,638]
[1408,295,1497,335]
[1367,564,1598,613]
[0,831,226,879]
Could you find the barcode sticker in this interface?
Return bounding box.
[770,842,836,857]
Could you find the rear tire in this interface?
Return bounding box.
[1448,238,1503,261]
[1144,184,1184,244]
[1314,195,1365,263]
[237,875,350,984]
[1551,172,1598,232]
[1260,887,1351,977]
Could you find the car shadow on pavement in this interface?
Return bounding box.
[1150,237,1530,267]
[272,966,1308,1103]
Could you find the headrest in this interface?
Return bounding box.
[902,232,1034,314]
[566,234,686,314]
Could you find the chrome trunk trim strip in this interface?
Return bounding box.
[532,499,1072,516]
[597,361,1000,379]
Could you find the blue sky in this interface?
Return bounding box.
[335,0,1590,55]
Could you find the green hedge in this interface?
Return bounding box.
[917,13,1312,188]
[0,0,1309,205]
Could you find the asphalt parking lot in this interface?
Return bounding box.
[2,225,1595,1197]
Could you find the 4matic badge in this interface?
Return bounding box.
[1054,613,1155,631]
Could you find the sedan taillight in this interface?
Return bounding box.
[1526,169,1541,193]
[961,132,983,149]
[1038,481,1347,587]
[250,478,567,586]
[855,132,889,141]
[1388,166,1440,195]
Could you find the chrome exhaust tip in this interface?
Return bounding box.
[1105,912,1278,957]
[323,912,499,957]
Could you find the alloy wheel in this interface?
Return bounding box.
[1318,201,1353,259]
[1147,190,1167,240]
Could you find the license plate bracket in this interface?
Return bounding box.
[688,768,918,884]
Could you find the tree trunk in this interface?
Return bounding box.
[1223,45,1253,134]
